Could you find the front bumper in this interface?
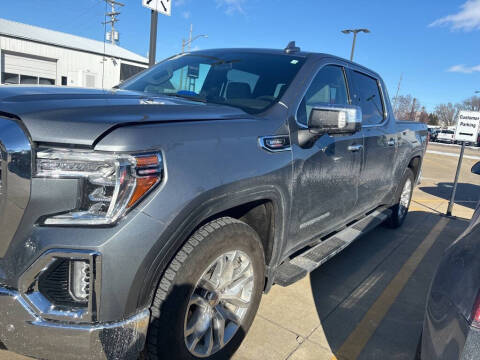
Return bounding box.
[0,287,149,360]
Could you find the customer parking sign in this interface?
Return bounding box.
[455,111,480,143]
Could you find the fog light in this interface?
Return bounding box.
[69,260,90,303]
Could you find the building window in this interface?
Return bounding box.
[61,76,68,86]
[1,73,56,86]
[20,75,38,84]
[2,72,19,84]
[39,78,55,85]
[120,63,146,82]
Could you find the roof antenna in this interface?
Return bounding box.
[285,41,300,54]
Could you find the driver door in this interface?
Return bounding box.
[288,64,363,249]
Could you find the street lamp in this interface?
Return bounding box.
[181,34,208,53]
[179,26,208,90]
[341,28,370,61]
[182,24,208,53]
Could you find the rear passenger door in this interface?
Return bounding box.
[348,70,397,213]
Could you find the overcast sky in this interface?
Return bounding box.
[2,0,480,111]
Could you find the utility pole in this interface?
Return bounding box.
[103,0,124,45]
[341,28,370,61]
[393,73,403,115]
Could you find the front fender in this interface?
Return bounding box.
[130,183,289,312]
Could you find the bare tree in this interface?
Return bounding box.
[419,106,429,123]
[428,113,439,126]
[458,96,480,112]
[434,103,456,127]
[392,94,421,121]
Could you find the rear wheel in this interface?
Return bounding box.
[144,217,265,360]
[387,168,414,228]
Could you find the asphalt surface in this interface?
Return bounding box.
[2,143,479,360]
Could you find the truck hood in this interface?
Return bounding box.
[0,86,251,146]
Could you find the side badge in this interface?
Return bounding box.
[259,136,292,153]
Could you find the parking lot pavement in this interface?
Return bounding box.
[1,146,479,360]
[429,141,480,154]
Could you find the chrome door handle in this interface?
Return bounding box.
[348,144,363,152]
[387,139,396,146]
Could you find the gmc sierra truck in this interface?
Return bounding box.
[0,44,427,360]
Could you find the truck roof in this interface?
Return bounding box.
[190,47,381,79]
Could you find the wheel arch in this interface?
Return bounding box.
[390,153,423,207]
[408,155,423,183]
[130,185,288,314]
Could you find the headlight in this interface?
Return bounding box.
[36,149,163,225]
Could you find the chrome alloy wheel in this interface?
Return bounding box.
[399,178,412,219]
[184,250,254,358]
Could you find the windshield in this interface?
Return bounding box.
[120,51,306,114]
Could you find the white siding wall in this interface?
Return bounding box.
[0,35,146,88]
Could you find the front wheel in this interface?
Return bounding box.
[144,217,265,360]
[387,168,414,228]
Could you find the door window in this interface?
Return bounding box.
[297,65,349,126]
[351,71,385,125]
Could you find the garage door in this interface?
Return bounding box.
[2,52,57,85]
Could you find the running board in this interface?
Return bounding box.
[274,207,392,287]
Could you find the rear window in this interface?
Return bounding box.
[350,71,385,125]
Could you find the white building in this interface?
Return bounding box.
[0,18,148,89]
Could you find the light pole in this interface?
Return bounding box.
[181,34,208,53]
[179,25,208,90]
[342,28,370,61]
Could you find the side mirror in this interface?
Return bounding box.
[308,105,362,135]
[472,161,480,175]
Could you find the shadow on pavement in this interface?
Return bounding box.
[309,211,469,360]
[420,183,480,209]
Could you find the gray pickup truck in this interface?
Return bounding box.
[0,44,427,360]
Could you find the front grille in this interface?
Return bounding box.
[38,260,72,306]
[38,259,89,308]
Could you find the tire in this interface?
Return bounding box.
[387,168,414,228]
[144,217,265,360]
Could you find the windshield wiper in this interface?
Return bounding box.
[163,93,207,103]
